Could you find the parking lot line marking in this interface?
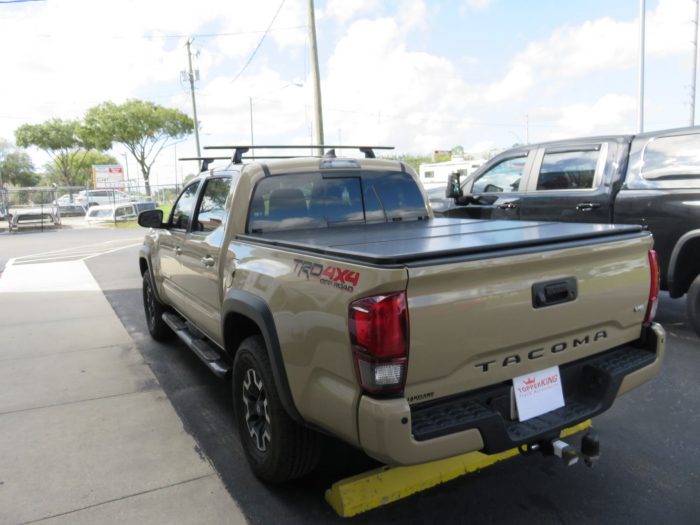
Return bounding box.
[0,260,100,293]
[325,420,592,518]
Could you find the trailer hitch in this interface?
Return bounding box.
[520,431,600,467]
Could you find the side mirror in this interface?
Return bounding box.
[138,209,165,229]
[446,172,463,199]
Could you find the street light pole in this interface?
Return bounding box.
[638,0,646,133]
[249,97,255,158]
[691,0,699,126]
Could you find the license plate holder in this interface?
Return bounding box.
[511,366,565,422]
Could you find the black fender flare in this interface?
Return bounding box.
[668,229,700,297]
[222,290,303,424]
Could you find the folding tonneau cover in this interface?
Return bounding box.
[238,218,645,266]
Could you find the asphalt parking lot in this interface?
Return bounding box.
[2,227,699,524]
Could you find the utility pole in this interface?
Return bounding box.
[307,0,324,155]
[186,38,202,157]
[691,0,699,126]
[638,0,646,133]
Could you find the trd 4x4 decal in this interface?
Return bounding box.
[293,259,360,292]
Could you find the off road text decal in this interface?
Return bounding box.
[293,259,360,293]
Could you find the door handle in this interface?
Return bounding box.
[201,255,215,267]
[497,202,518,210]
[576,202,601,211]
[174,246,183,256]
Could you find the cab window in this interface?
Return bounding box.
[472,157,526,194]
[194,178,231,233]
[170,183,200,230]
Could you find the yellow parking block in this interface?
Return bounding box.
[325,419,592,518]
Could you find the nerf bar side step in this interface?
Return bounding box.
[162,312,231,378]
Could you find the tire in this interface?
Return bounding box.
[232,335,321,483]
[686,274,700,337]
[142,272,173,341]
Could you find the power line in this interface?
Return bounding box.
[144,25,303,40]
[230,0,287,85]
[32,26,305,40]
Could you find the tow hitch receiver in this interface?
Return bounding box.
[528,431,600,467]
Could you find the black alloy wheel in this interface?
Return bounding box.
[241,367,271,452]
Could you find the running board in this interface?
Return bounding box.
[162,312,231,379]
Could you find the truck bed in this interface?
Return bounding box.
[239,218,644,265]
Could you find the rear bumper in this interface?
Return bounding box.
[357,323,665,465]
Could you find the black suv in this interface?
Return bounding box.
[432,126,700,336]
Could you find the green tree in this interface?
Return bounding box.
[15,118,100,186]
[83,100,194,195]
[384,153,432,173]
[0,139,39,187]
[43,150,118,186]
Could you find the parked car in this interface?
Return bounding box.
[76,189,133,208]
[433,126,700,336]
[53,194,86,216]
[85,203,137,223]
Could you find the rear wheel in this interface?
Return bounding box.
[232,335,321,483]
[686,274,700,337]
[142,272,172,341]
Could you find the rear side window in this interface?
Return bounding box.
[642,134,700,180]
[536,150,598,190]
[247,171,426,233]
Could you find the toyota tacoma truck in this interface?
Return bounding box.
[138,146,665,483]
[432,126,700,336]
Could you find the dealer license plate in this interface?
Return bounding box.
[512,366,565,422]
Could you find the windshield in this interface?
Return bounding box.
[247,171,427,233]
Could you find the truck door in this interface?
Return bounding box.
[518,143,612,223]
[159,181,201,306]
[178,176,233,343]
[446,153,533,220]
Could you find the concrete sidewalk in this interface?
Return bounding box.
[0,259,246,524]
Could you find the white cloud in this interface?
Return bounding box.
[319,0,381,24]
[463,0,494,12]
[546,94,638,139]
[322,16,476,152]
[481,0,696,103]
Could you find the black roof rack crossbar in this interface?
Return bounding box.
[179,156,230,172]
[203,145,394,163]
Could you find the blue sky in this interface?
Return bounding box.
[0,0,697,186]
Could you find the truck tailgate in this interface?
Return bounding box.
[403,232,653,401]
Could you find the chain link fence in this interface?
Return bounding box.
[1,182,182,233]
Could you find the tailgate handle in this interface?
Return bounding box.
[532,278,577,308]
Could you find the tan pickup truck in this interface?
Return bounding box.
[138,146,665,483]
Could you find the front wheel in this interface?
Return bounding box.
[686,274,700,337]
[232,335,321,483]
[142,272,172,341]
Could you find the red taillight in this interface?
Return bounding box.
[349,291,408,394]
[645,249,660,323]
